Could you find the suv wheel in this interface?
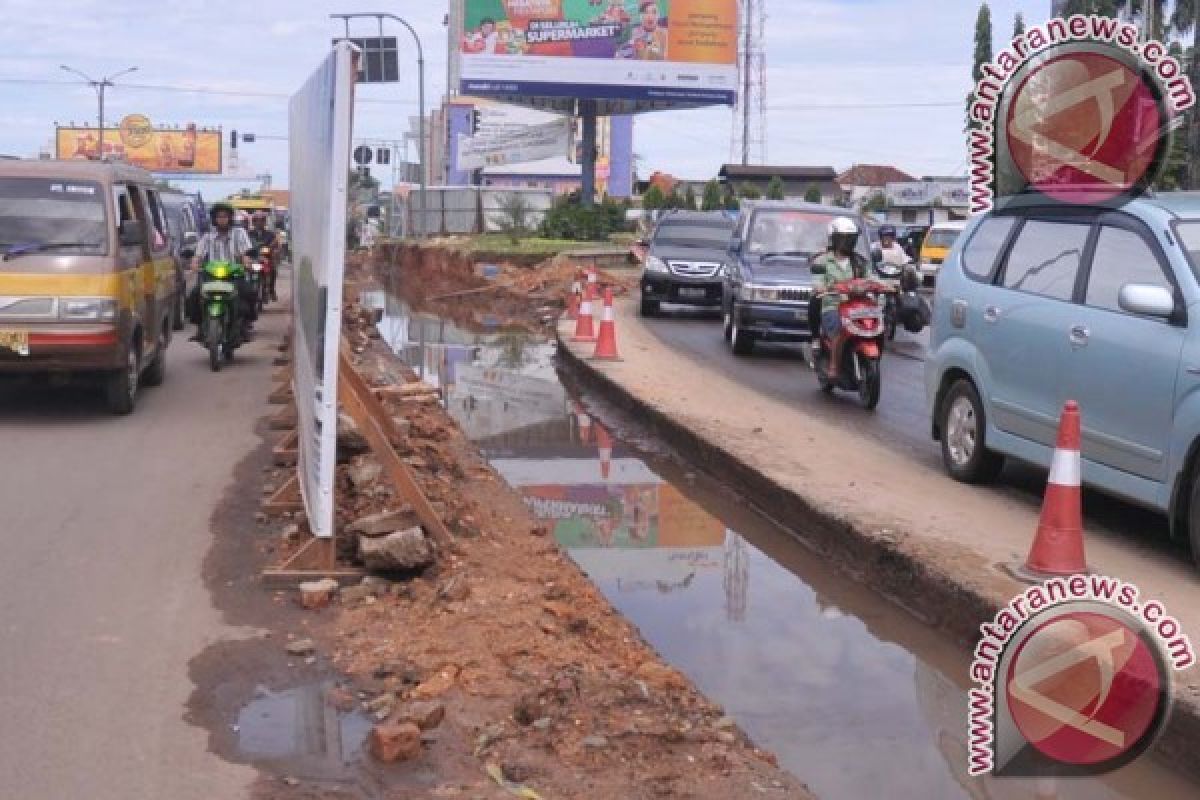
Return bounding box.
[730,316,756,356]
[939,379,1003,483]
[104,342,140,415]
[640,294,659,317]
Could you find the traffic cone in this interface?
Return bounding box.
[572,283,596,342]
[587,267,598,291]
[595,422,613,481]
[574,401,593,445]
[591,288,621,360]
[1015,400,1089,581]
[566,279,582,321]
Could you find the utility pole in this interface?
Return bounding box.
[60,64,138,159]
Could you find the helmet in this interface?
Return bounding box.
[251,211,268,225]
[828,216,860,256]
[879,225,897,238]
[209,202,235,224]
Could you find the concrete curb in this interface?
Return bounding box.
[557,327,1200,781]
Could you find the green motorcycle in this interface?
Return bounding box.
[199,260,244,372]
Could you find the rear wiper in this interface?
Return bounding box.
[2,242,94,261]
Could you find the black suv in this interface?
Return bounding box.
[723,201,874,355]
[639,211,736,316]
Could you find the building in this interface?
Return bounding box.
[881,177,969,226]
[718,165,845,205]
[837,164,916,210]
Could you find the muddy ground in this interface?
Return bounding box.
[197,245,812,799]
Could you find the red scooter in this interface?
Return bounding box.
[811,278,893,410]
[253,245,274,311]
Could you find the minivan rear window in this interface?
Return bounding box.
[1174,221,1200,280]
[961,216,1017,279]
[1001,219,1089,301]
[0,178,108,256]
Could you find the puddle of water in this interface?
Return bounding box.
[364,288,1199,800]
[235,683,373,779]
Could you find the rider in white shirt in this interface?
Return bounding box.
[878,225,910,266]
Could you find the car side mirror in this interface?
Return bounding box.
[810,262,826,276]
[119,220,144,246]
[1118,283,1175,318]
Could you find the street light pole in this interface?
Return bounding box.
[60,65,138,160]
[330,13,427,237]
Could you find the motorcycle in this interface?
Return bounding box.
[810,275,894,410]
[254,245,276,307]
[246,258,266,315]
[199,259,245,372]
[873,257,925,340]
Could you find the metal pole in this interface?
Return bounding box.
[97,81,106,159]
[741,0,752,166]
[580,100,598,207]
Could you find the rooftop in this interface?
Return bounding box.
[837,164,916,187]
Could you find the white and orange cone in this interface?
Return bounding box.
[566,279,582,321]
[572,283,597,342]
[595,422,613,481]
[1015,400,1089,581]
[591,287,621,360]
[574,401,593,445]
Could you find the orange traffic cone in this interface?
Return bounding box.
[574,401,593,445]
[566,279,582,321]
[572,283,596,342]
[1015,400,1089,581]
[591,288,621,360]
[595,422,613,481]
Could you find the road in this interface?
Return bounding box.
[0,311,283,798]
[641,304,1184,558]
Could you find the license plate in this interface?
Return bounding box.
[679,288,707,299]
[202,280,236,294]
[0,329,30,356]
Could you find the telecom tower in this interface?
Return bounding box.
[731,0,768,166]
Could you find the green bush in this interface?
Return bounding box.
[539,197,631,242]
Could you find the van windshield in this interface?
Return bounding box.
[747,210,871,261]
[653,221,734,248]
[0,178,108,256]
[925,228,962,248]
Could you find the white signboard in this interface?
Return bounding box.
[288,42,356,538]
[457,117,571,170]
[886,180,970,209]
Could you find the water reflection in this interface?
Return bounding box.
[364,290,1196,800]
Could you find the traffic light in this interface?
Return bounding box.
[471,109,482,135]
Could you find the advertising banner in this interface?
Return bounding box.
[56,119,222,174]
[885,180,970,208]
[457,117,571,169]
[288,42,357,538]
[459,0,738,106]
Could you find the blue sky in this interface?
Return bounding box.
[0,0,1051,193]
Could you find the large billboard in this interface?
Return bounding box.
[288,42,357,538]
[459,0,738,106]
[56,119,222,174]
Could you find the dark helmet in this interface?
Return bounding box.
[879,225,897,238]
[209,202,235,224]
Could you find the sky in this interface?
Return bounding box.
[0,0,1054,194]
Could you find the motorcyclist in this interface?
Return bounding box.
[812,217,869,356]
[878,225,910,267]
[247,211,279,302]
[189,202,256,341]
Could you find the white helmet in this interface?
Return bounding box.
[828,216,860,255]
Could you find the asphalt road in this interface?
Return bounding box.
[0,308,284,798]
[641,303,1187,559]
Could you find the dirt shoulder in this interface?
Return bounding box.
[558,297,1200,780]
[252,255,814,798]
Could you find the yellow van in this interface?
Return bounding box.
[0,160,179,413]
[918,220,967,285]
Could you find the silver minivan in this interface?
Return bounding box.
[926,194,1200,567]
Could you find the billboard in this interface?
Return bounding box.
[288,42,357,538]
[459,0,739,106]
[56,120,222,174]
[885,180,970,209]
[458,117,572,169]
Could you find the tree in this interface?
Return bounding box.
[967,3,993,131]
[684,184,699,210]
[738,182,762,200]
[1061,0,1124,15]
[863,191,888,213]
[1013,12,1025,37]
[722,184,740,211]
[701,179,723,211]
[492,192,532,245]
[803,184,822,203]
[642,184,666,210]
[766,175,786,200]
